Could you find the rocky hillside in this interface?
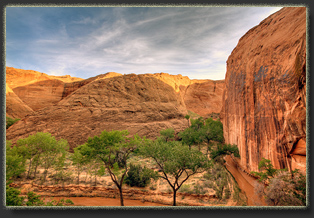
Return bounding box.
[147,73,225,117]
[6,74,189,150]
[221,7,306,173]
[5,67,122,116]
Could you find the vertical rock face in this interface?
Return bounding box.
[221,7,306,173]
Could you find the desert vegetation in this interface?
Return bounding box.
[251,158,306,206]
[6,116,247,206]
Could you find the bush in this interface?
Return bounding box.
[124,164,157,187]
[6,116,20,129]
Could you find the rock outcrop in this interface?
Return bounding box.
[221,7,306,173]
[6,84,34,119]
[181,80,225,117]
[6,74,188,151]
[6,67,122,115]
[147,73,225,117]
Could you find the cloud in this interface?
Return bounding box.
[6,6,283,80]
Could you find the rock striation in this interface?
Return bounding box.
[147,73,225,117]
[221,7,306,173]
[6,84,34,119]
[6,74,188,151]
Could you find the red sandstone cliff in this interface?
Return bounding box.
[221,7,306,173]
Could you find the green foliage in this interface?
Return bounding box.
[178,127,203,149]
[251,158,277,182]
[184,114,190,120]
[139,139,211,206]
[16,132,69,180]
[6,185,24,206]
[201,118,224,144]
[124,164,158,187]
[79,130,146,206]
[6,141,26,181]
[252,159,306,206]
[210,144,240,162]
[159,128,175,142]
[6,116,20,129]
[6,185,74,206]
[205,163,230,200]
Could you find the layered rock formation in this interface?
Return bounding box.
[6,84,34,118]
[6,74,188,151]
[221,7,306,173]
[147,73,225,117]
[6,67,122,116]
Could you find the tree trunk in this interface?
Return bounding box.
[172,188,177,206]
[27,158,32,179]
[77,167,80,185]
[118,187,124,206]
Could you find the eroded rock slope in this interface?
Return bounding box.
[6,74,188,150]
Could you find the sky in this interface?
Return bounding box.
[6,6,282,80]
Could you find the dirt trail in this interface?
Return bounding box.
[224,156,267,206]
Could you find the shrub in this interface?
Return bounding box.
[6,116,20,129]
[124,164,157,187]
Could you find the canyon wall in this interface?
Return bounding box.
[221,7,306,173]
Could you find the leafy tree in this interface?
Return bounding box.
[190,117,204,130]
[124,164,158,187]
[201,118,224,144]
[178,127,203,150]
[6,116,20,129]
[210,144,240,163]
[159,128,175,142]
[40,138,69,184]
[78,130,145,206]
[16,132,65,179]
[184,114,190,127]
[139,139,211,206]
[70,146,89,185]
[251,158,277,182]
[6,141,26,182]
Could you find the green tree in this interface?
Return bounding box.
[251,158,277,182]
[6,141,26,182]
[210,144,240,163]
[178,127,202,150]
[70,146,89,185]
[16,132,63,179]
[139,139,211,206]
[184,114,190,127]
[159,128,175,142]
[201,118,224,145]
[40,138,69,184]
[78,130,144,206]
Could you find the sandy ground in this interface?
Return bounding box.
[49,196,166,206]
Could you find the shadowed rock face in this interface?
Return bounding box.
[6,74,188,151]
[221,7,306,173]
[6,84,34,119]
